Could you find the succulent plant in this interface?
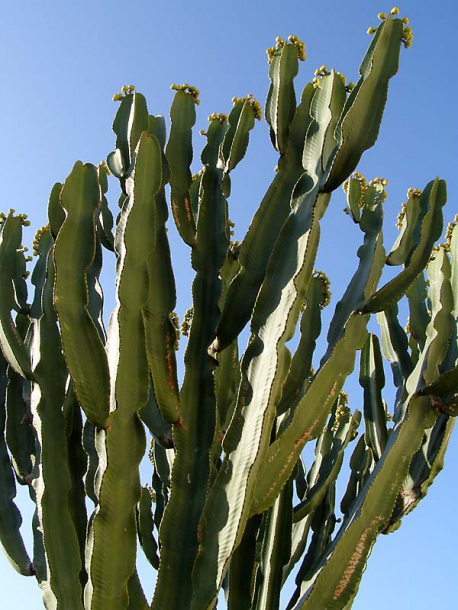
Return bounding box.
[0,8,456,609]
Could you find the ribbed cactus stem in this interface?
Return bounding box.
[0,11,455,610]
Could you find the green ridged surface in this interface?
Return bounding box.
[136,486,159,569]
[152,164,228,608]
[127,570,149,610]
[82,421,99,506]
[251,313,368,516]
[1,17,456,609]
[0,352,33,576]
[96,165,114,251]
[30,245,84,609]
[292,70,345,194]
[221,99,257,174]
[324,181,386,358]
[385,414,455,532]
[47,183,65,237]
[287,486,337,609]
[227,514,261,610]
[387,189,427,266]
[324,15,404,191]
[53,162,110,429]
[252,479,293,610]
[0,214,32,379]
[265,42,299,154]
[87,131,162,609]
[5,346,35,485]
[359,334,388,461]
[211,84,316,352]
[139,384,173,448]
[293,406,360,523]
[293,395,437,609]
[108,92,149,179]
[85,413,145,609]
[406,273,430,352]
[377,304,413,388]
[191,188,329,609]
[363,178,447,313]
[142,187,181,425]
[166,89,197,245]
[251,182,385,514]
[64,390,88,584]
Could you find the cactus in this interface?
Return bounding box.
[0,9,456,610]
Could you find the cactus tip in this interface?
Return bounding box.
[99,159,111,175]
[407,186,422,199]
[171,83,201,104]
[232,94,262,120]
[287,34,306,61]
[113,84,135,102]
[32,224,50,256]
[312,270,332,309]
[267,34,306,63]
[312,65,330,87]
[208,112,228,123]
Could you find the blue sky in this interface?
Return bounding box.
[0,0,457,608]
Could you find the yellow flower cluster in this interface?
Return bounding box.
[333,71,355,93]
[402,24,413,48]
[369,176,389,187]
[112,84,135,102]
[98,159,111,176]
[396,202,408,229]
[314,64,329,77]
[369,176,389,201]
[181,307,194,337]
[439,217,458,252]
[288,35,306,61]
[407,187,422,199]
[331,392,350,433]
[169,312,181,351]
[343,173,388,206]
[208,112,228,123]
[266,36,284,62]
[19,213,31,227]
[147,439,155,466]
[312,64,329,89]
[231,93,262,121]
[171,83,201,105]
[32,224,50,256]
[266,34,306,63]
[396,188,421,229]
[18,242,33,270]
[227,218,235,238]
[343,171,367,197]
[367,8,413,48]
[0,210,31,229]
[313,270,332,309]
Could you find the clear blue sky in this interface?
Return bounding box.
[0,0,457,608]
